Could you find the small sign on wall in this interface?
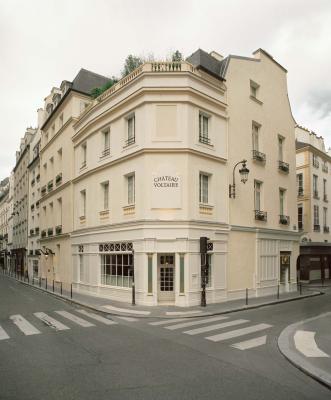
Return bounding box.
[151,173,181,209]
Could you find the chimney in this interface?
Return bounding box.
[210,51,224,61]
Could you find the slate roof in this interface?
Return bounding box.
[186,49,227,80]
[71,68,110,94]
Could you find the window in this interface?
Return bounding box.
[81,143,87,168]
[101,254,133,287]
[199,173,209,204]
[314,205,319,226]
[59,114,63,128]
[313,154,319,168]
[279,189,286,215]
[102,128,110,156]
[101,181,109,210]
[199,112,210,144]
[250,80,260,99]
[126,115,135,146]
[127,174,135,205]
[323,207,327,227]
[79,255,86,282]
[323,179,327,199]
[254,181,262,211]
[252,123,259,151]
[278,136,284,162]
[297,173,303,195]
[80,190,86,218]
[298,204,303,230]
[313,175,318,197]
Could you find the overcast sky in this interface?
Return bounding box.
[1,0,331,180]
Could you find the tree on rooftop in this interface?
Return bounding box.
[121,55,144,77]
[171,50,183,62]
[90,76,118,99]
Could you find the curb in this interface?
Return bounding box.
[278,312,331,389]
[2,273,324,319]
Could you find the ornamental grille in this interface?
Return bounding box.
[78,245,84,253]
[207,242,213,251]
[99,242,133,252]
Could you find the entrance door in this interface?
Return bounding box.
[158,255,175,303]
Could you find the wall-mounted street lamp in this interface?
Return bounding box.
[229,159,250,198]
[38,247,55,260]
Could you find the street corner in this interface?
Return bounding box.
[278,312,331,388]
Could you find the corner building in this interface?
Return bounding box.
[72,50,299,306]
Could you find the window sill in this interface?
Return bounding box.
[79,165,87,173]
[250,95,263,105]
[199,204,213,215]
[99,210,110,219]
[122,143,138,151]
[123,205,135,215]
[79,216,86,224]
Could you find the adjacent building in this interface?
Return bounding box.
[296,125,331,281]
[0,177,10,270]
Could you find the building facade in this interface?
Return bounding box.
[296,125,331,281]
[12,128,36,276]
[0,178,10,270]
[39,69,110,285]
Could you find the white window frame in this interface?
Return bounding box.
[314,205,319,226]
[126,114,135,146]
[199,112,210,144]
[278,135,284,162]
[127,174,135,205]
[252,123,260,152]
[199,173,209,204]
[100,253,133,288]
[101,181,109,210]
[80,190,86,218]
[279,188,286,215]
[298,204,303,230]
[323,207,327,227]
[254,180,262,211]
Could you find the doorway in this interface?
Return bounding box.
[158,254,175,304]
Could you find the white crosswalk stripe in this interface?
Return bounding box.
[10,314,41,336]
[0,325,10,340]
[77,310,118,325]
[206,323,272,342]
[184,319,248,335]
[149,318,189,326]
[55,311,95,327]
[34,312,70,331]
[231,335,267,350]
[165,316,229,331]
[116,316,139,322]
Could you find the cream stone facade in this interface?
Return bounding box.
[0,178,10,269]
[295,125,331,281]
[39,70,110,286]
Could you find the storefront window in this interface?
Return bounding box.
[101,254,133,288]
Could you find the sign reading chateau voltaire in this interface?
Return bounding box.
[151,173,181,208]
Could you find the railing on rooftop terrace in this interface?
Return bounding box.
[80,62,198,119]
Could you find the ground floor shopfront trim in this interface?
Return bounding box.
[70,223,300,307]
[298,243,331,282]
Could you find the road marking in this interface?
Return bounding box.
[294,330,330,358]
[184,319,249,335]
[206,323,272,342]
[231,335,267,350]
[165,310,204,316]
[116,316,139,322]
[34,312,70,331]
[149,318,189,326]
[55,311,95,327]
[10,315,41,336]
[0,325,10,340]
[165,316,228,331]
[77,309,118,325]
[102,305,150,315]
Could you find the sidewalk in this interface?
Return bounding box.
[278,312,331,389]
[1,271,324,319]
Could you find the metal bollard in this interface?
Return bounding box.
[52,280,54,293]
[39,277,41,288]
[70,283,73,299]
[46,277,47,290]
[245,288,248,305]
[60,282,63,295]
[300,282,302,295]
[277,284,280,300]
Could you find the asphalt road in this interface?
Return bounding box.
[0,274,330,400]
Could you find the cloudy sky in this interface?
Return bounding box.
[1,0,331,180]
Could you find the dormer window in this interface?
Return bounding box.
[46,103,54,115]
[250,80,261,102]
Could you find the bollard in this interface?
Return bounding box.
[60,282,63,296]
[245,288,248,305]
[300,282,302,295]
[39,277,41,288]
[46,277,48,290]
[52,280,54,293]
[277,284,280,300]
[27,275,29,285]
[70,283,73,299]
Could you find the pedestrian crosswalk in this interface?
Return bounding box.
[0,309,119,341]
[149,315,273,351]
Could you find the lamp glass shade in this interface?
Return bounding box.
[239,165,249,184]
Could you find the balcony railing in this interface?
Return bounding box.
[55,173,62,186]
[101,147,110,158]
[322,165,328,173]
[254,210,267,221]
[29,250,33,255]
[278,161,289,173]
[279,215,290,225]
[313,190,319,199]
[36,200,40,208]
[298,187,304,197]
[41,230,47,238]
[36,174,40,182]
[324,226,329,233]
[314,224,320,232]
[55,225,62,235]
[252,150,266,162]
[31,204,35,211]
[80,161,87,169]
[29,229,34,235]
[31,178,35,186]
[47,180,53,192]
[324,194,328,202]
[48,227,53,236]
[199,135,211,145]
[35,249,41,255]
[124,136,135,147]
[41,186,47,196]
[35,227,40,235]
[313,159,320,168]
